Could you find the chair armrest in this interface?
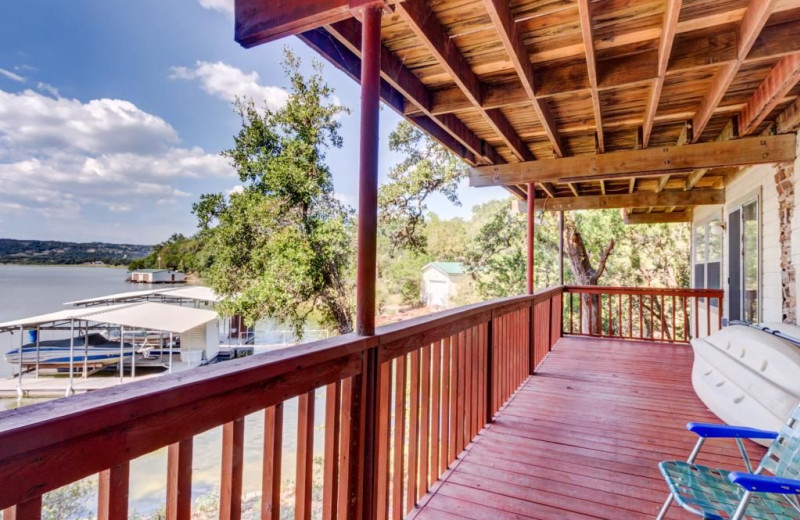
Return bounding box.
[687,422,778,440]
[728,472,800,494]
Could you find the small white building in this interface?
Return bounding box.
[129,269,186,284]
[421,262,466,308]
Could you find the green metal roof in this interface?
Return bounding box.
[425,262,465,275]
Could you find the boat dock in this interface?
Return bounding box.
[0,372,162,398]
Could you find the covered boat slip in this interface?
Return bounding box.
[0,302,219,396]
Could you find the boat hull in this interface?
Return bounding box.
[691,325,800,446]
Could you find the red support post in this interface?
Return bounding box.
[526,183,535,294]
[355,2,383,337]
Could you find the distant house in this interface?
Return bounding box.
[421,262,465,308]
[129,269,186,284]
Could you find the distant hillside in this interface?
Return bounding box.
[0,238,153,266]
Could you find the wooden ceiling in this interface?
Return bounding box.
[237,0,800,220]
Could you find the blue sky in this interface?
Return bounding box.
[0,0,507,244]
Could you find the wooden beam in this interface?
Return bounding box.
[691,0,780,141]
[470,134,796,186]
[739,54,800,136]
[685,118,738,190]
[623,211,693,224]
[643,0,683,148]
[629,178,636,194]
[577,0,604,153]
[325,19,501,164]
[396,0,534,162]
[777,98,800,134]
[235,0,354,48]
[656,176,670,193]
[600,180,606,195]
[535,190,724,212]
[482,0,563,157]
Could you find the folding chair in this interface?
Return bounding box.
[656,406,800,519]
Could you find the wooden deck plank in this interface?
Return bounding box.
[412,336,764,520]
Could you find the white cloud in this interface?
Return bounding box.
[0,88,235,231]
[0,68,24,83]
[226,184,244,196]
[198,0,233,17]
[170,61,288,111]
[36,82,59,97]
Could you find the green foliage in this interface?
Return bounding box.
[128,233,208,273]
[379,121,466,255]
[194,49,354,337]
[42,478,95,520]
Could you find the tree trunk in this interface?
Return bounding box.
[564,217,615,335]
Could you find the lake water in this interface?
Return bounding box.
[0,265,327,516]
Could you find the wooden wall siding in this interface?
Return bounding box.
[284,0,800,213]
[0,287,566,519]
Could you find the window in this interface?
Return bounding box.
[693,217,722,306]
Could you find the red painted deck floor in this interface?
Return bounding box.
[410,336,765,520]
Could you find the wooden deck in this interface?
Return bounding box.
[411,336,764,520]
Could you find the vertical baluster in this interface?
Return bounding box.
[98,462,129,520]
[2,496,42,520]
[693,296,699,340]
[671,295,676,343]
[167,438,193,520]
[406,350,420,512]
[417,346,430,503]
[440,338,451,475]
[718,296,723,331]
[391,356,406,520]
[430,340,441,488]
[628,294,633,339]
[323,383,341,520]
[464,331,473,445]
[486,319,494,423]
[706,296,711,337]
[376,361,392,520]
[473,325,481,436]
[578,293,583,335]
[639,295,643,339]
[221,418,245,520]
[475,325,484,435]
[661,294,666,342]
[337,380,352,520]
[683,296,689,342]
[263,404,283,520]
[448,334,459,463]
[650,295,655,340]
[295,392,315,520]
[568,292,573,335]
[456,330,466,453]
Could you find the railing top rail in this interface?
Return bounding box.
[564,285,724,297]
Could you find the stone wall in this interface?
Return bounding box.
[776,162,796,323]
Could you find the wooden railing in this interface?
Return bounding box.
[562,286,724,343]
[0,287,564,520]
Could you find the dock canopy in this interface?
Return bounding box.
[65,286,222,307]
[0,303,217,334]
[85,303,218,334]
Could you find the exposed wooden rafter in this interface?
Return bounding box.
[235,0,354,47]
[481,0,563,157]
[471,134,796,186]
[536,190,724,212]
[396,0,534,162]
[691,0,780,141]
[324,19,501,165]
[577,0,604,153]
[539,182,556,198]
[738,54,800,136]
[402,18,800,120]
[642,0,683,148]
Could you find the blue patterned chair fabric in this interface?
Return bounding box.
[658,406,800,519]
